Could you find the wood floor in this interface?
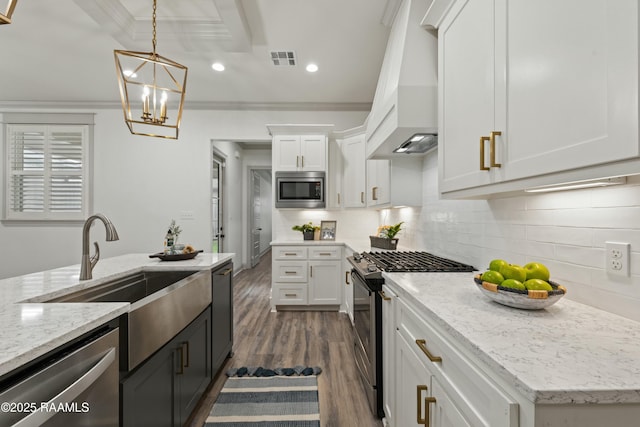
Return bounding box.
[188,250,384,427]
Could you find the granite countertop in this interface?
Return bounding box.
[0,253,234,377]
[383,271,640,405]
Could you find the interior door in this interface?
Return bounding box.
[211,153,224,253]
[251,170,261,268]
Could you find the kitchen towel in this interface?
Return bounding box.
[204,375,320,426]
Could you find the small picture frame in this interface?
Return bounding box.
[320,220,337,241]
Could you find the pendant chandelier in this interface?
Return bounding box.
[114,0,188,139]
[0,0,17,25]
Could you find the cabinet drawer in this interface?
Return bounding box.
[272,261,307,282]
[272,284,308,305]
[397,298,518,427]
[273,246,308,260]
[308,246,341,260]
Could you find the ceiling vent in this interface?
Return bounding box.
[270,51,296,66]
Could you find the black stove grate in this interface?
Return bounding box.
[362,251,475,273]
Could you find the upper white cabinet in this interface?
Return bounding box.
[367,157,423,208]
[434,0,639,197]
[268,125,333,172]
[340,132,368,208]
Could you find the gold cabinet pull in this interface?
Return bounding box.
[310,265,313,277]
[490,131,502,167]
[337,193,341,205]
[284,252,297,256]
[219,268,233,276]
[183,342,190,367]
[285,293,297,297]
[479,136,490,171]
[301,156,304,167]
[417,385,428,425]
[345,271,350,285]
[378,290,391,301]
[318,252,332,256]
[296,155,299,168]
[361,191,365,204]
[176,345,184,375]
[416,339,442,362]
[372,186,379,201]
[424,396,436,426]
[284,271,297,275]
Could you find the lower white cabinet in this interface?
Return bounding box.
[271,245,342,309]
[392,288,518,427]
[381,285,397,425]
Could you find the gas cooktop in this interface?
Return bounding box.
[348,251,476,280]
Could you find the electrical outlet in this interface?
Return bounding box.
[605,242,630,277]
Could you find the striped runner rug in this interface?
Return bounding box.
[204,375,320,426]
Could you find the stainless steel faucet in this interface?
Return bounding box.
[80,214,120,280]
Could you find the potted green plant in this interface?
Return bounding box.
[370,221,404,249]
[292,222,320,240]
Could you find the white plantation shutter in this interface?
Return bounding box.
[6,124,89,220]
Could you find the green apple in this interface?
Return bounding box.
[499,264,527,283]
[488,259,508,272]
[500,279,526,291]
[524,262,550,281]
[480,270,504,285]
[524,279,553,291]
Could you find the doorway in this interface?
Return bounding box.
[211,151,225,253]
[249,168,272,267]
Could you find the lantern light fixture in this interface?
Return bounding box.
[114,0,188,139]
[0,0,17,25]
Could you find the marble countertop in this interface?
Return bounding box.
[0,253,234,377]
[383,271,640,405]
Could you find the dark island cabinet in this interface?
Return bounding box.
[121,308,211,427]
[211,261,233,376]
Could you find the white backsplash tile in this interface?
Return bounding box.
[380,151,640,322]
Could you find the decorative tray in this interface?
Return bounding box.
[149,249,203,261]
[473,274,567,310]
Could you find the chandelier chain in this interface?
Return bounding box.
[152,0,157,55]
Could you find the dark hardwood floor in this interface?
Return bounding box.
[188,250,384,427]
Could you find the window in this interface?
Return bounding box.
[3,113,93,221]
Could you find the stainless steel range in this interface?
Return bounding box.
[347,251,476,418]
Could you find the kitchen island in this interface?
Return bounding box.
[0,253,233,377]
[383,271,640,426]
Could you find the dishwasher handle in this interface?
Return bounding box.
[13,347,116,427]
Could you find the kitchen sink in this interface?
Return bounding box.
[45,269,212,371]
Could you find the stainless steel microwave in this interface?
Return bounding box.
[275,171,325,209]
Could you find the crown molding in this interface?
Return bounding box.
[0,100,372,112]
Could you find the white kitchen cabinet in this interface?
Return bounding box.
[367,157,423,208]
[272,134,327,172]
[381,285,397,426]
[341,132,367,208]
[271,245,342,309]
[327,137,343,209]
[435,0,639,197]
[396,331,432,427]
[394,291,518,427]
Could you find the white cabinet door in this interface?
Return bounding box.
[367,159,390,207]
[396,332,432,427]
[328,138,343,209]
[300,135,327,171]
[438,0,497,193]
[308,261,341,305]
[431,378,473,427]
[342,133,366,208]
[501,0,639,182]
[381,285,397,426]
[273,135,301,171]
[439,0,640,195]
[343,259,353,324]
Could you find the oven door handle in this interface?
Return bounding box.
[13,347,116,427]
[353,341,371,384]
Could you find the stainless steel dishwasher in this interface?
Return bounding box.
[0,327,119,427]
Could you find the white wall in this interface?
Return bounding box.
[380,150,640,322]
[273,208,379,242]
[0,107,367,278]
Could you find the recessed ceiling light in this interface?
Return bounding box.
[306,63,318,73]
[211,62,225,72]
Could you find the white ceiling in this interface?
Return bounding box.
[0,0,395,110]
